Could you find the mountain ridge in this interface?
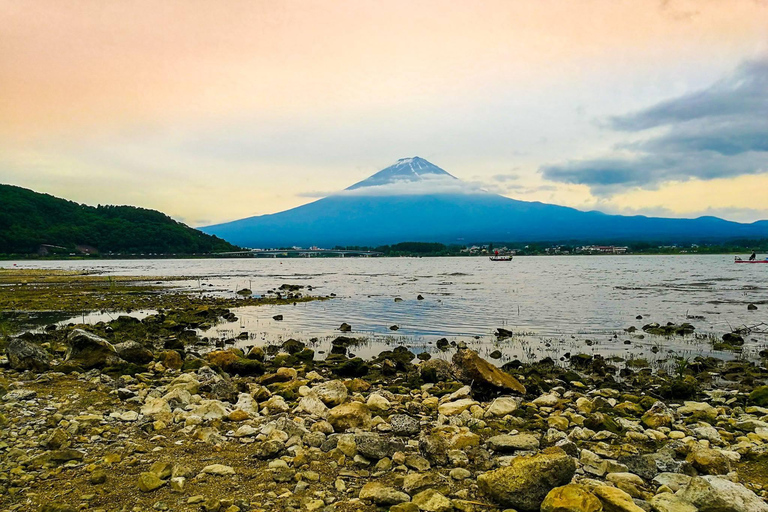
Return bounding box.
[0,184,239,255]
[201,158,768,248]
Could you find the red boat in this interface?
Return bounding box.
[735,257,768,263]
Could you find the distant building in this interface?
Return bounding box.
[578,245,628,254]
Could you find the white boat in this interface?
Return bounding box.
[489,255,512,261]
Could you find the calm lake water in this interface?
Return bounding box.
[4,256,768,367]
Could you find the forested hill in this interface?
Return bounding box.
[0,184,239,255]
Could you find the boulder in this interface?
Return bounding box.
[113,340,154,364]
[452,348,525,395]
[541,484,603,512]
[6,337,51,371]
[65,329,123,369]
[327,402,371,431]
[477,446,576,510]
[677,475,768,512]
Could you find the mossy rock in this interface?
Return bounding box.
[748,386,768,406]
[335,357,369,377]
[659,376,697,399]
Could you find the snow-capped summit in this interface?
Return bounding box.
[346,157,456,190]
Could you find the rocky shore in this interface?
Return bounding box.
[2,303,768,512]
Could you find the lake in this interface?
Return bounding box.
[4,255,767,367]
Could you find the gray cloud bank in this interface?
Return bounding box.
[542,59,768,193]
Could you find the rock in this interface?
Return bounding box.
[412,489,453,512]
[677,475,768,512]
[312,380,348,406]
[541,484,603,512]
[66,329,123,369]
[366,393,391,412]
[452,348,525,395]
[641,401,675,429]
[652,474,692,493]
[327,402,371,431]
[355,432,403,460]
[339,322,352,332]
[485,397,520,417]
[138,472,165,492]
[390,414,421,436]
[591,486,646,512]
[747,303,757,310]
[438,398,479,416]
[403,472,448,495]
[247,346,265,361]
[477,447,576,511]
[359,482,411,505]
[650,493,697,512]
[687,445,731,475]
[487,433,540,452]
[298,394,329,417]
[113,340,154,364]
[6,337,52,371]
[450,468,472,480]
[200,464,235,476]
[747,386,768,407]
[420,358,457,382]
[141,397,171,418]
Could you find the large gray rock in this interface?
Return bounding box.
[677,476,768,512]
[7,337,51,371]
[477,447,576,510]
[355,432,404,460]
[65,329,123,369]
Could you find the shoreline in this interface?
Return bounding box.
[2,271,768,511]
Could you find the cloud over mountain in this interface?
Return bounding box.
[541,58,768,194]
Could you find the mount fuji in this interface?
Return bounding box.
[201,157,768,248]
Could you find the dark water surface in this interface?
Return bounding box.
[5,256,768,367]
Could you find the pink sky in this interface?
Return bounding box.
[1,0,767,225]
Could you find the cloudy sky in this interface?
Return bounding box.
[2,0,767,226]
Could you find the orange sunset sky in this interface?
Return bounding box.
[1,0,767,226]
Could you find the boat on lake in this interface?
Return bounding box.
[489,255,512,261]
[735,256,768,264]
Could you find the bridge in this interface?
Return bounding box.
[214,249,383,258]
